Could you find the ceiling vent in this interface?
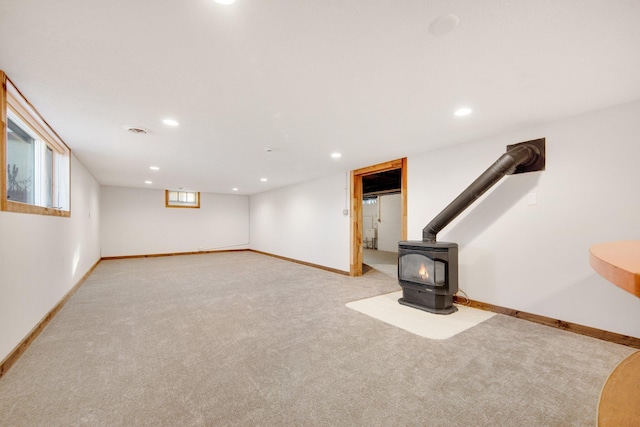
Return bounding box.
[123,126,149,135]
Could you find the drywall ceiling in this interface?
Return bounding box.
[1,0,639,195]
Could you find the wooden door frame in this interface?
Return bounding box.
[350,158,407,276]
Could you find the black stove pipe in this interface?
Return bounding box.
[422,144,540,243]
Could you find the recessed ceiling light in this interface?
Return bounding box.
[145,180,152,184]
[232,188,239,191]
[162,119,179,126]
[331,152,342,159]
[265,147,274,153]
[260,178,268,182]
[214,0,236,4]
[454,107,472,117]
[149,166,159,171]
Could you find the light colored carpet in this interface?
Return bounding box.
[0,251,635,426]
[346,291,496,339]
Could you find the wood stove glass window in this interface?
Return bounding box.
[400,253,446,286]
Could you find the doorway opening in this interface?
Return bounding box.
[350,158,407,276]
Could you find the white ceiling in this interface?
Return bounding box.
[1,0,640,195]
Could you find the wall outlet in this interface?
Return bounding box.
[343,209,349,216]
[527,193,537,206]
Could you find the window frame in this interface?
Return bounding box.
[165,190,200,209]
[1,71,71,217]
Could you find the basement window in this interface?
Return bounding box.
[165,190,200,208]
[1,71,71,217]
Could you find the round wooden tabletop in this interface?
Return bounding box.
[589,240,640,298]
[598,351,640,426]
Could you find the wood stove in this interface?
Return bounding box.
[397,138,545,314]
[398,241,458,314]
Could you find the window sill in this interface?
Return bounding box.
[2,200,70,217]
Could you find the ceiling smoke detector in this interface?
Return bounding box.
[124,126,149,135]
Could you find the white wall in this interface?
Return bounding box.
[100,186,249,257]
[250,173,351,273]
[0,155,101,362]
[377,193,402,253]
[408,100,640,338]
[362,200,378,248]
[362,201,378,224]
